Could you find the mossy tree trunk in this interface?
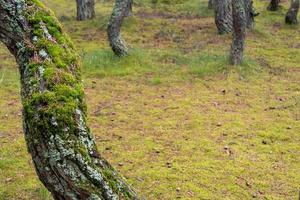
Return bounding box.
[107,0,132,56]
[267,0,280,11]
[285,0,299,24]
[214,0,256,34]
[230,0,247,65]
[0,0,139,199]
[76,0,95,21]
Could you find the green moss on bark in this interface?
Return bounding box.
[0,0,139,199]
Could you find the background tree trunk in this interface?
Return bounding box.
[208,0,215,9]
[108,0,132,56]
[0,0,139,199]
[267,0,280,11]
[285,0,299,24]
[214,0,255,34]
[125,0,133,17]
[214,0,233,34]
[244,0,256,29]
[76,0,95,21]
[230,0,247,65]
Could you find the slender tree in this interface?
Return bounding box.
[76,0,95,21]
[285,0,300,24]
[268,0,280,11]
[0,0,139,199]
[230,0,247,65]
[107,0,132,56]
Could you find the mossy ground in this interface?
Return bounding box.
[0,0,299,199]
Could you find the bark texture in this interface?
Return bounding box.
[0,0,139,199]
[214,0,233,34]
[268,0,280,11]
[214,0,256,34]
[107,0,132,56]
[76,0,95,21]
[285,0,299,24]
[230,0,247,65]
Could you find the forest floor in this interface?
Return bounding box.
[0,0,299,199]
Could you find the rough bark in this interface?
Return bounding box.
[0,0,139,199]
[214,0,233,34]
[285,0,299,24]
[267,0,280,11]
[214,0,256,34]
[107,0,132,56]
[76,0,95,21]
[208,0,215,9]
[230,0,247,65]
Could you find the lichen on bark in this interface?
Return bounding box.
[0,0,139,199]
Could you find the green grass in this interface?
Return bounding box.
[0,0,299,199]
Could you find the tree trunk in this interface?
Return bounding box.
[230,0,247,65]
[285,0,300,24]
[214,0,256,34]
[76,0,95,21]
[208,0,215,9]
[214,0,233,34]
[0,0,139,199]
[244,0,256,29]
[267,0,280,11]
[125,0,133,17]
[107,0,132,56]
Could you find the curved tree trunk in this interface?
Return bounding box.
[0,0,139,199]
[214,0,233,34]
[285,0,300,24]
[107,0,132,56]
[230,0,247,65]
[76,0,95,21]
[267,0,280,11]
[214,0,256,34]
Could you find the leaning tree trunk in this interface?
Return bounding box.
[285,0,300,24]
[76,0,95,21]
[0,0,139,199]
[230,0,247,65]
[268,0,280,11]
[214,0,255,34]
[107,0,132,56]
